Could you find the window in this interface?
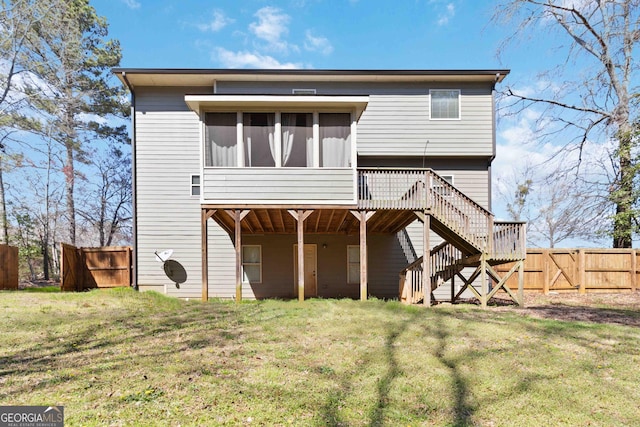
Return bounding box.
[205,113,237,167]
[244,113,275,167]
[203,111,353,168]
[430,89,460,119]
[319,113,351,167]
[242,245,262,283]
[347,245,360,284]
[190,174,200,196]
[432,174,454,196]
[282,113,313,167]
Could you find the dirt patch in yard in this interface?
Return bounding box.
[504,292,640,327]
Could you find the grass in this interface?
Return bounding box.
[1,288,639,426]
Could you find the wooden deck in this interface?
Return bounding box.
[201,168,526,306]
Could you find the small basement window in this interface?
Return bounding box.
[242,245,262,283]
[347,245,360,284]
[190,174,200,196]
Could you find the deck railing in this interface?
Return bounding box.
[358,168,493,251]
[492,221,527,261]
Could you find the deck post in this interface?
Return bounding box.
[288,210,313,302]
[423,212,431,307]
[201,208,209,302]
[480,253,488,308]
[351,211,373,301]
[518,259,524,307]
[225,210,249,303]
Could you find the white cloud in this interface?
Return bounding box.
[197,10,234,32]
[121,0,140,9]
[213,48,302,69]
[304,31,333,55]
[437,3,455,26]
[249,7,294,53]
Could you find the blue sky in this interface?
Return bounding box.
[91,0,610,247]
[94,0,511,70]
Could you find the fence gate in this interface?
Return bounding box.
[0,244,19,290]
[60,243,132,291]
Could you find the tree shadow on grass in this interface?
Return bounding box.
[317,310,416,427]
[431,314,475,427]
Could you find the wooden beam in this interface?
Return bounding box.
[230,210,249,303]
[288,210,314,302]
[518,259,525,307]
[480,253,488,308]
[313,210,322,232]
[202,209,214,302]
[350,211,373,301]
[423,212,431,307]
[325,210,336,232]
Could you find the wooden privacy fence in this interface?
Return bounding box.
[494,248,639,294]
[61,243,132,291]
[0,244,19,290]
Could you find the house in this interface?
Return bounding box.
[113,68,526,307]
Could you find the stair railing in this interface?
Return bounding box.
[358,168,493,251]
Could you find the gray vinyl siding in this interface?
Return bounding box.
[205,233,410,300]
[213,81,495,158]
[135,87,207,297]
[357,92,493,157]
[203,168,355,203]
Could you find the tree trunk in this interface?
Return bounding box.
[613,131,634,248]
[0,156,8,244]
[65,142,76,245]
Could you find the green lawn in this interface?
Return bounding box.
[1,288,639,426]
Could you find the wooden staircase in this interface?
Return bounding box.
[357,168,527,306]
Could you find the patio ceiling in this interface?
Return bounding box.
[208,208,419,235]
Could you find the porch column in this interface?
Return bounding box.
[225,210,249,303]
[288,210,313,302]
[423,212,431,307]
[351,211,373,301]
[201,208,217,302]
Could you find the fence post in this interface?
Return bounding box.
[632,249,637,292]
[578,249,586,294]
[543,249,550,295]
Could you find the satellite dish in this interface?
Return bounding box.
[154,250,186,288]
[163,260,187,289]
[154,249,173,263]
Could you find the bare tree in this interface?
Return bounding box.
[77,142,132,247]
[493,0,640,247]
[497,161,609,247]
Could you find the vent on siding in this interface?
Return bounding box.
[292,88,316,95]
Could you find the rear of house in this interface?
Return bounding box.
[114,69,524,303]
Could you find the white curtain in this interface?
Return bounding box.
[320,113,351,167]
[267,114,276,165]
[205,113,237,167]
[243,113,275,167]
[281,113,295,166]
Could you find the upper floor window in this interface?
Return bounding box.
[430,89,460,120]
[244,113,275,167]
[205,113,236,167]
[320,113,351,167]
[204,111,351,168]
[282,113,313,167]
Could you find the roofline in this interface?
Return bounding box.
[112,68,510,88]
[112,68,510,76]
